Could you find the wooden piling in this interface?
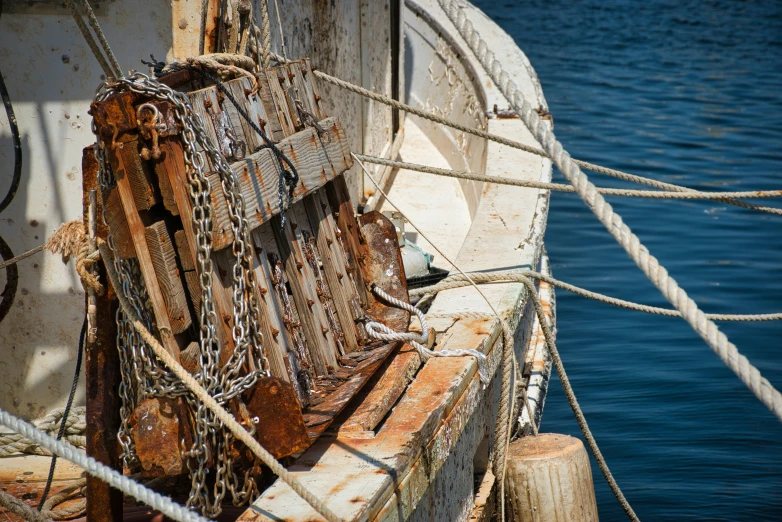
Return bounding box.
[505,434,599,522]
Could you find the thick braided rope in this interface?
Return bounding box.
[412,270,782,322]
[439,0,782,421]
[354,154,782,201]
[0,407,86,457]
[365,286,489,383]
[309,64,781,216]
[515,275,640,521]
[0,408,206,522]
[97,243,341,522]
[0,489,52,522]
[260,0,272,69]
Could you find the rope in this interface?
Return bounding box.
[0,407,207,522]
[96,242,341,522]
[365,286,489,383]
[309,65,781,216]
[354,154,782,201]
[517,274,640,521]
[260,0,272,69]
[66,1,122,79]
[354,153,517,522]
[0,408,86,457]
[41,478,86,521]
[38,317,86,511]
[0,219,103,295]
[0,489,52,522]
[438,0,782,423]
[411,270,782,322]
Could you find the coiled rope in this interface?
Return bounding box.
[0,408,207,522]
[354,154,782,201]
[437,0,782,423]
[0,407,86,457]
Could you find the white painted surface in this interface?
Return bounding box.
[380,118,472,270]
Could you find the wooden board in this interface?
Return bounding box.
[109,139,180,359]
[209,117,353,251]
[144,222,192,335]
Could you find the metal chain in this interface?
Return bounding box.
[91,72,271,516]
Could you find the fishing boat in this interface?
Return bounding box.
[0,1,556,520]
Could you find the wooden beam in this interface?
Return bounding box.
[82,146,123,522]
[109,140,180,360]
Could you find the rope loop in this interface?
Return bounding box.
[366,285,489,384]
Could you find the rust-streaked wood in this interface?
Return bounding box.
[100,187,135,259]
[144,222,192,334]
[266,67,298,136]
[272,210,338,376]
[109,137,158,211]
[254,70,286,142]
[326,176,370,309]
[208,117,352,251]
[109,140,180,360]
[251,226,310,405]
[155,137,234,356]
[338,344,421,433]
[303,192,360,353]
[287,59,327,121]
[82,146,123,522]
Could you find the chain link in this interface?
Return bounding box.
[91,72,271,516]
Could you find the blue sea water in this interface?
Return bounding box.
[471,0,782,519]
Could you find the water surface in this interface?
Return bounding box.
[472,1,782,519]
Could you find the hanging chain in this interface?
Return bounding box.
[91,72,270,516]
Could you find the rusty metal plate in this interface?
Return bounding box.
[244,378,311,460]
[130,398,192,477]
[357,211,410,332]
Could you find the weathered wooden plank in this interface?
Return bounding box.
[251,226,310,406]
[144,221,192,335]
[110,144,180,359]
[266,67,299,136]
[303,192,360,353]
[109,137,159,211]
[254,70,286,142]
[210,117,352,251]
[179,342,200,375]
[302,342,397,437]
[338,344,421,433]
[155,142,181,216]
[101,186,135,259]
[208,241,290,382]
[286,59,327,122]
[291,203,346,356]
[325,176,371,309]
[155,137,235,356]
[224,77,261,152]
[174,229,195,272]
[272,209,339,376]
[183,270,201,323]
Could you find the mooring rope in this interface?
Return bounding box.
[437,0,782,424]
[354,154,782,201]
[517,274,640,522]
[411,270,782,322]
[0,408,207,522]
